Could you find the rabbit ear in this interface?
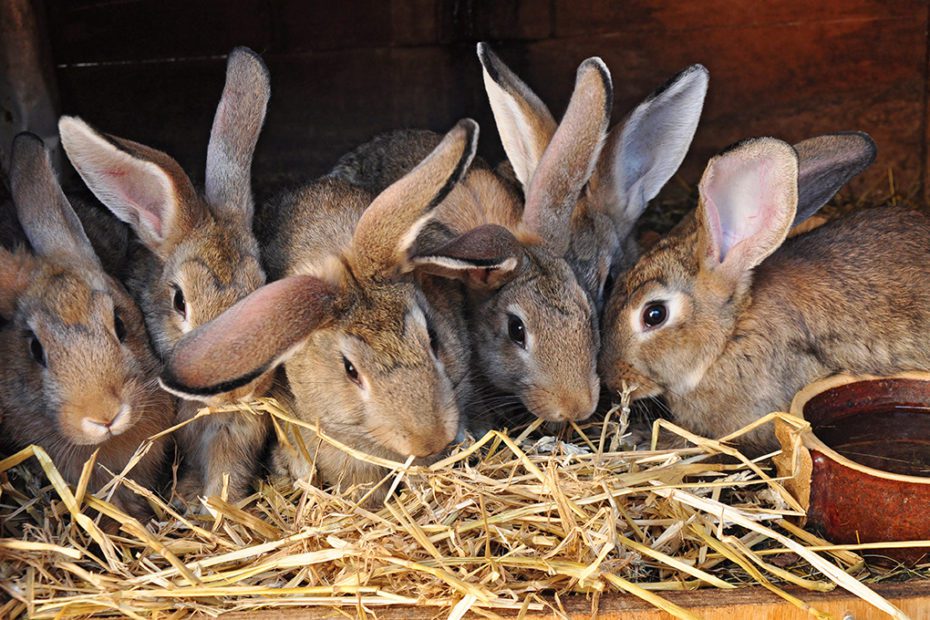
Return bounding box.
[59,116,200,252]
[0,246,32,319]
[792,131,876,226]
[350,119,478,280]
[594,65,708,236]
[10,133,100,266]
[477,43,557,188]
[205,47,270,224]
[522,57,612,257]
[411,224,522,290]
[697,138,799,280]
[161,275,336,398]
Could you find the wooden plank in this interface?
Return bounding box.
[45,0,272,65]
[44,0,446,60]
[922,2,930,205]
[219,580,930,619]
[272,0,393,52]
[439,0,553,43]
[391,0,442,46]
[254,48,398,179]
[491,4,927,196]
[553,0,927,38]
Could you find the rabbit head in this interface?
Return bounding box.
[162,121,490,468]
[411,54,618,424]
[478,44,709,307]
[58,47,270,404]
[0,134,171,510]
[598,133,878,403]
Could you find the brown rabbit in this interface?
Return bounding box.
[596,133,930,453]
[58,47,272,506]
[162,120,515,504]
[0,133,173,518]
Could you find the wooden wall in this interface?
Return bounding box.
[44,0,930,200]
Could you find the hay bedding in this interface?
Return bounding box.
[3,185,929,619]
[2,390,928,620]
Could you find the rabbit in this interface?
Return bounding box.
[57,47,272,506]
[0,133,173,519]
[161,120,518,505]
[595,132,930,454]
[253,167,481,441]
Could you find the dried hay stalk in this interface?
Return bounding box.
[1,395,926,619]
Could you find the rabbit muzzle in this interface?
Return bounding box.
[80,402,132,440]
[404,430,455,458]
[524,386,598,422]
[63,396,134,446]
[382,407,459,459]
[600,358,662,401]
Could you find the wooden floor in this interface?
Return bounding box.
[225,580,930,619]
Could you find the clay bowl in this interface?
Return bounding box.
[775,372,930,564]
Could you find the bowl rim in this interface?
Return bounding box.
[789,371,930,485]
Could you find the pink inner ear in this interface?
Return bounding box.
[103,165,167,239]
[702,194,724,262]
[140,209,163,238]
[702,152,788,268]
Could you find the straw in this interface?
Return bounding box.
[3,394,927,619]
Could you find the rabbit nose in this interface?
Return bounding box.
[408,430,454,458]
[83,403,131,435]
[108,403,132,433]
[558,391,597,422]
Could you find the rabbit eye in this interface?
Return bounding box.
[28,332,46,367]
[171,285,187,318]
[507,313,526,349]
[642,302,668,329]
[114,310,127,342]
[343,355,361,386]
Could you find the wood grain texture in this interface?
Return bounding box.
[553,0,926,37]
[44,0,930,200]
[498,2,928,196]
[45,0,273,64]
[218,580,930,619]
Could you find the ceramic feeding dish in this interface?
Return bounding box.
[775,372,930,564]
